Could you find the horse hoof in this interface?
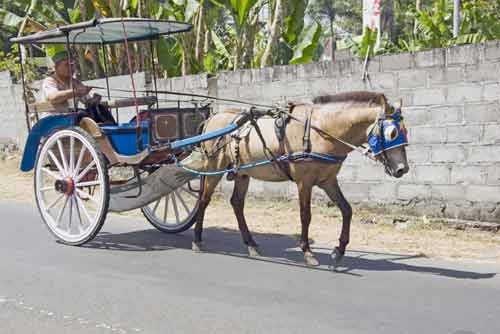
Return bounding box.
[192,241,202,253]
[304,253,320,267]
[330,247,344,270]
[248,246,261,257]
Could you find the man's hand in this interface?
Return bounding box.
[85,93,102,106]
[75,84,92,97]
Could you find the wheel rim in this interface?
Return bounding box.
[35,130,107,243]
[142,177,201,231]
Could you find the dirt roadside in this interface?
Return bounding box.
[2,154,499,263]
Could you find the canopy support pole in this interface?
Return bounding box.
[149,40,159,111]
[101,44,117,123]
[18,44,31,131]
[65,33,78,114]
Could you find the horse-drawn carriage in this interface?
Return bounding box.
[12,18,238,245]
[12,17,409,267]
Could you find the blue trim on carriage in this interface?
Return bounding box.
[170,123,239,150]
[21,114,77,172]
[175,152,347,176]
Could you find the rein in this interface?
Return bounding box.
[86,85,379,162]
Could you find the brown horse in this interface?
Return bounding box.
[191,91,409,267]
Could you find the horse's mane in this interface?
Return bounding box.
[312,91,385,106]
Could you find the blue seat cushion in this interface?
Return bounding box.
[100,121,149,156]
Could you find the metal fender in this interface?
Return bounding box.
[20,114,77,172]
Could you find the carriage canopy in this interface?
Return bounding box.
[10,18,192,45]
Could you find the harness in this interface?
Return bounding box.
[162,95,408,177]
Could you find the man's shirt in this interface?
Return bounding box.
[41,75,91,111]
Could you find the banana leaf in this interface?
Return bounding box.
[289,21,322,65]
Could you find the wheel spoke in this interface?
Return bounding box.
[75,188,98,205]
[74,161,96,183]
[57,139,69,175]
[76,180,101,188]
[68,195,73,232]
[73,146,87,178]
[46,193,64,211]
[42,167,61,180]
[72,195,83,234]
[48,150,66,177]
[40,186,54,193]
[174,190,190,215]
[179,186,199,199]
[69,136,75,176]
[163,195,169,223]
[55,195,70,227]
[75,194,93,227]
[151,199,161,215]
[171,192,180,224]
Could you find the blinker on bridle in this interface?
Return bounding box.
[367,107,409,157]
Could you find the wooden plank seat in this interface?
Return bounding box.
[28,101,70,115]
[101,96,157,108]
[27,96,157,116]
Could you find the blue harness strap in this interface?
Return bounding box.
[175,151,347,177]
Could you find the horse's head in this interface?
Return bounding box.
[367,98,409,178]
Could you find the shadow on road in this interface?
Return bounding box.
[85,227,496,280]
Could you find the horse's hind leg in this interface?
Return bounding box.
[297,180,319,266]
[318,179,352,268]
[192,175,222,252]
[230,174,261,257]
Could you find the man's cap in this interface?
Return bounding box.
[51,50,69,65]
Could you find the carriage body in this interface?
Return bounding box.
[12,18,212,245]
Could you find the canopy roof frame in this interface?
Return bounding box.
[10,18,192,45]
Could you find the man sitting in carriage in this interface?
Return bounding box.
[41,50,116,124]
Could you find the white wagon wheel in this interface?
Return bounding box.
[141,176,203,233]
[34,127,109,245]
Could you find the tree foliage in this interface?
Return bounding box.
[1,0,500,79]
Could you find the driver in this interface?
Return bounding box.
[41,50,115,124]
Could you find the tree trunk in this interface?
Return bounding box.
[415,0,422,34]
[330,19,336,61]
[382,0,395,42]
[77,0,91,79]
[242,13,259,68]
[194,6,204,64]
[260,0,284,68]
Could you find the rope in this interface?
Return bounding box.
[86,85,280,110]
[119,19,140,128]
[87,84,375,160]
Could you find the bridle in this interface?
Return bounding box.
[366,107,409,174]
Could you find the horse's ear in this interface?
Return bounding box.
[396,98,403,111]
[378,94,391,114]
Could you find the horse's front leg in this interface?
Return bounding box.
[319,179,352,268]
[297,180,320,266]
[230,174,261,257]
[192,175,222,252]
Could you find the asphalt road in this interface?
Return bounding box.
[1,201,499,334]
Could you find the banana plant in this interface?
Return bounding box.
[345,26,378,59]
[289,20,322,64]
[456,0,500,44]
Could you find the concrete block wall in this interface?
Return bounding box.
[0,72,28,145]
[1,41,499,221]
[213,41,500,222]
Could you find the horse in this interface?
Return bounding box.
[190,91,409,267]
